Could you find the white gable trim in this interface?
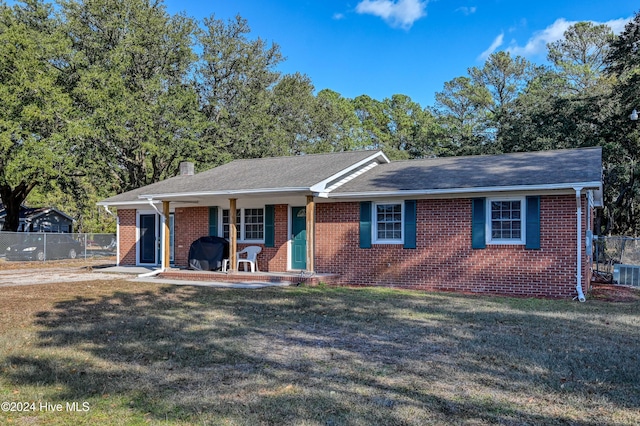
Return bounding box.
[309,151,389,194]
[316,162,380,198]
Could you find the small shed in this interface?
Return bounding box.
[0,205,75,232]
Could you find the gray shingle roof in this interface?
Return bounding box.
[332,147,602,195]
[99,150,383,204]
[99,147,602,205]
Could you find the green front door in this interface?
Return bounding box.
[291,207,306,270]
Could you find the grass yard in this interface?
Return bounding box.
[1,280,639,425]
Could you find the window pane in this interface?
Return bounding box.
[222,209,241,240]
[244,208,264,240]
[222,210,229,239]
[376,203,402,241]
[490,200,522,241]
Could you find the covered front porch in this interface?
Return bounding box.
[150,192,319,275]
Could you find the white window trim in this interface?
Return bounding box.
[486,196,526,245]
[372,201,404,245]
[221,207,265,244]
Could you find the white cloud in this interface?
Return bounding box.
[456,6,477,16]
[356,0,428,29]
[605,17,632,34]
[478,33,504,61]
[506,18,572,57]
[505,16,633,58]
[333,13,345,20]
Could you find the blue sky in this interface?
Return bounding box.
[164,1,634,107]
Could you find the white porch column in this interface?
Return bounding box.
[229,198,237,272]
[162,201,170,271]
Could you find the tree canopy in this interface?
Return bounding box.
[1,0,640,236]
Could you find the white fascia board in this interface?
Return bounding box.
[97,200,161,207]
[309,151,390,194]
[138,187,311,200]
[324,181,603,199]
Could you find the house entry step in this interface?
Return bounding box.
[157,269,340,287]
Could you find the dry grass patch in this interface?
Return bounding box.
[0,281,639,425]
[0,258,115,271]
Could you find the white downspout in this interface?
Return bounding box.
[103,206,120,267]
[575,188,586,302]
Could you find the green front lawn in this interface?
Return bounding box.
[1,280,639,425]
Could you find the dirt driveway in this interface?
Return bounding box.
[0,264,133,287]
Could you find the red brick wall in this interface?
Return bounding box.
[260,204,289,271]
[118,209,136,265]
[315,195,587,299]
[118,195,590,298]
[235,204,289,271]
[174,207,210,266]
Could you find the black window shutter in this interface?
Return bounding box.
[359,201,372,249]
[472,198,486,249]
[525,196,541,250]
[264,205,275,247]
[404,200,417,249]
[208,207,218,237]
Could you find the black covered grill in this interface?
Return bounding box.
[188,236,229,271]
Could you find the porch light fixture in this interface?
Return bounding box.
[631,109,638,121]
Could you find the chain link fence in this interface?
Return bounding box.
[593,236,640,286]
[0,231,116,262]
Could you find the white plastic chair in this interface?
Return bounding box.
[236,246,262,272]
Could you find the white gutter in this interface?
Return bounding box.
[138,187,311,200]
[102,206,120,267]
[146,198,164,217]
[322,181,603,199]
[143,199,167,275]
[97,200,158,207]
[575,187,586,302]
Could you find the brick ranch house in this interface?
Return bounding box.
[98,147,603,299]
